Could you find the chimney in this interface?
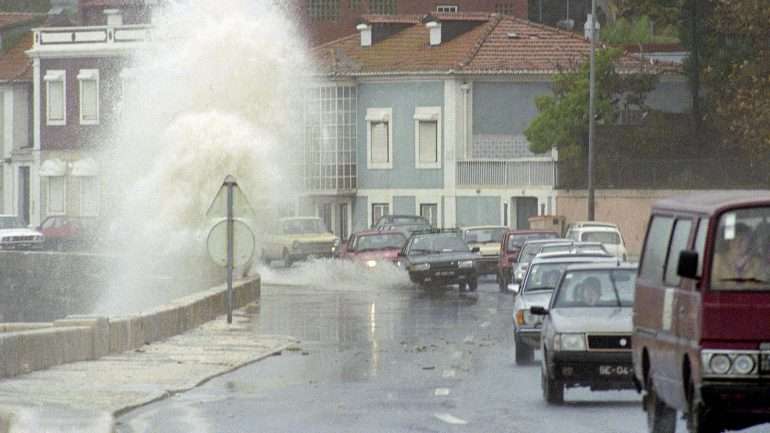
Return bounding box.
[584,14,600,41]
[426,21,441,46]
[104,9,123,27]
[356,23,372,47]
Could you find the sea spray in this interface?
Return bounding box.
[94,0,315,313]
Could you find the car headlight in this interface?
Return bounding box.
[458,260,474,269]
[410,263,430,272]
[553,333,586,351]
[701,351,759,377]
[366,260,377,268]
[709,354,731,375]
[733,355,755,375]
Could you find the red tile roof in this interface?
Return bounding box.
[315,14,679,76]
[0,32,33,82]
[0,13,44,30]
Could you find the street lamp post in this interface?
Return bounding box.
[587,0,597,221]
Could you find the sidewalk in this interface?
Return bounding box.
[0,304,295,433]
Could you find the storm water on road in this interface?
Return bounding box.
[256,259,411,292]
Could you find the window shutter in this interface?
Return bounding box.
[48,81,64,121]
[48,176,66,214]
[81,79,98,122]
[371,122,389,163]
[419,121,438,163]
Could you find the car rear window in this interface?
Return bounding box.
[582,231,620,245]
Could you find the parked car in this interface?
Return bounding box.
[633,192,770,433]
[565,222,628,260]
[379,222,432,238]
[509,238,573,286]
[0,215,44,250]
[336,229,406,269]
[539,241,609,255]
[497,230,559,291]
[533,262,638,404]
[398,230,479,292]
[260,217,339,267]
[374,214,431,229]
[511,252,615,365]
[460,226,507,276]
[37,215,100,251]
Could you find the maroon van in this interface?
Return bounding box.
[632,192,770,433]
[497,229,559,291]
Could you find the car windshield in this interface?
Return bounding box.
[0,217,22,229]
[464,228,506,244]
[282,219,327,235]
[523,262,573,292]
[408,234,469,255]
[553,269,636,308]
[711,207,770,291]
[352,233,405,251]
[519,242,568,263]
[582,231,621,245]
[507,232,557,251]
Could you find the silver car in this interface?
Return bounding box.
[531,263,638,404]
[511,252,615,365]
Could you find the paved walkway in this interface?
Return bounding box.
[0,304,295,433]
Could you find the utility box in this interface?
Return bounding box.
[528,215,565,235]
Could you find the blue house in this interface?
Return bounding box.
[304,12,689,238]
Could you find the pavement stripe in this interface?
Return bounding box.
[434,388,451,397]
[480,321,490,328]
[442,369,456,378]
[487,308,497,315]
[434,413,468,425]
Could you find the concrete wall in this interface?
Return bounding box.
[0,277,260,379]
[473,81,551,136]
[393,195,416,215]
[352,195,368,233]
[357,81,444,190]
[456,196,501,227]
[556,189,730,256]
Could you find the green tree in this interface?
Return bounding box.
[524,48,658,154]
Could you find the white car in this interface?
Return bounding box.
[564,223,627,261]
[0,215,44,250]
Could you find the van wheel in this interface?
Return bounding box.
[687,382,720,433]
[515,337,534,365]
[644,380,676,433]
[541,361,563,404]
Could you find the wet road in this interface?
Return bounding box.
[116,264,686,433]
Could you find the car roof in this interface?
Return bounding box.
[569,221,618,228]
[355,229,405,236]
[531,253,615,264]
[573,226,621,233]
[463,225,507,230]
[654,191,770,216]
[521,239,572,247]
[542,241,605,248]
[564,262,638,272]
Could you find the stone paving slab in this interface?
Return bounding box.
[0,306,295,433]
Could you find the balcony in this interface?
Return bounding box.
[31,25,151,53]
[456,159,556,188]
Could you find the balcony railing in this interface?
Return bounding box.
[33,25,152,49]
[456,159,556,187]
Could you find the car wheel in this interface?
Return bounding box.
[468,278,478,292]
[541,360,563,404]
[687,382,720,433]
[515,337,534,365]
[644,379,676,433]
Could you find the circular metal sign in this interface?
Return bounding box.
[206,219,256,267]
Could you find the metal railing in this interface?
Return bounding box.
[456,159,556,187]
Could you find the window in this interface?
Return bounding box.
[369,0,396,14]
[80,177,100,216]
[366,108,392,169]
[695,218,708,276]
[664,219,692,286]
[420,203,438,227]
[78,69,99,125]
[372,203,389,226]
[436,5,458,12]
[495,2,517,15]
[639,216,674,283]
[307,0,339,21]
[47,176,66,215]
[414,107,441,168]
[44,70,66,126]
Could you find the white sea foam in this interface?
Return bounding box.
[256,259,411,292]
[94,0,314,313]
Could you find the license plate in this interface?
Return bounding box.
[436,271,455,277]
[598,365,633,376]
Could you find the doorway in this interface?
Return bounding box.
[18,166,29,225]
[512,197,538,230]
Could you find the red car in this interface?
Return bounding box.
[37,215,100,251]
[337,230,407,269]
[496,229,559,291]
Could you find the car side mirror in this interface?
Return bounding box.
[508,283,520,294]
[471,247,480,253]
[530,306,549,316]
[677,250,699,280]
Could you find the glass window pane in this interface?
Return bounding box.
[640,216,674,283]
[81,79,98,122]
[665,219,693,286]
